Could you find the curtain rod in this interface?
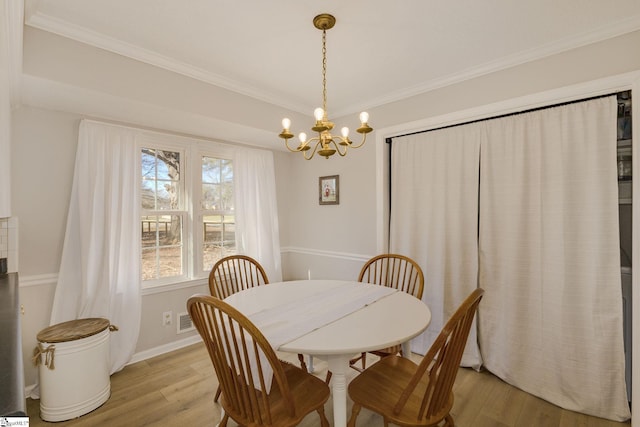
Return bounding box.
[385,91,623,144]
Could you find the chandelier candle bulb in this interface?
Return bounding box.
[278,13,373,159]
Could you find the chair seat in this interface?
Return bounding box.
[221,360,330,427]
[348,355,453,427]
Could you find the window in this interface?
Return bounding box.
[140,140,235,286]
[141,148,186,281]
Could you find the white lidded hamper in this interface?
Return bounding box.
[35,318,114,422]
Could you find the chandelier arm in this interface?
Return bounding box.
[347,132,369,149]
[304,140,324,160]
[284,136,321,153]
[329,138,348,157]
[283,139,302,153]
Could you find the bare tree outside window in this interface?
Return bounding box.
[141,148,184,281]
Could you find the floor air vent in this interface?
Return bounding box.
[177,312,195,334]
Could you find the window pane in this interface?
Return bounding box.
[202,214,235,272]
[158,246,182,278]
[157,181,180,210]
[141,148,181,210]
[141,215,158,248]
[141,248,157,281]
[202,157,235,211]
[141,246,183,280]
[202,157,221,184]
[221,182,234,211]
[140,213,184,280]
[141,150,157,209]
[202,183,220,210]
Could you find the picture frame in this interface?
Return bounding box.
[319,175,339,205]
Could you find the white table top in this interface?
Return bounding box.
[223,279,432,427]
[224,279,432,356]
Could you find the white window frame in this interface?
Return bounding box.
[138,132,235,290]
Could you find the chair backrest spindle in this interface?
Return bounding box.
[209,255,269,299]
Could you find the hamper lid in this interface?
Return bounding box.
[37,318,111,343]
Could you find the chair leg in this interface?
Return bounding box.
[297,353,308,372]
[347,403,361,427]
[214,385,222,402]
[349,353,366,373]
[325,370,332,384]
[444,414,455,426]
[220,413,229,427]
[317,406,330,427]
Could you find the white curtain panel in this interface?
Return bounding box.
[390,125,483,369]
[478,96,630,421]
[233,147,283,282]
[51,120,141,375]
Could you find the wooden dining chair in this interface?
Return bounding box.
[347,288,484,427]
[208,254,269,300]
[208,254,307,402]
[349,254,425,372]
[188,295,330,427]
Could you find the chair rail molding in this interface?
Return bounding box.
[281,246,372,263]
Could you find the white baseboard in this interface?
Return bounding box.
[128,335,203,365]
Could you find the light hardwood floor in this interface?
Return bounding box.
[26,343,631,426]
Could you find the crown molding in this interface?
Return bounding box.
[24,11,309,114]
[335,15,640,117]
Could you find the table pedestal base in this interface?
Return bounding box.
[327,354,351,427]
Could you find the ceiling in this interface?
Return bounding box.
[22,0,640,119]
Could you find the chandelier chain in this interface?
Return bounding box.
[321,28,327,114]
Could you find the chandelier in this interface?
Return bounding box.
[279,14,373,160]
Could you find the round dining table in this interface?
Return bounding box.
[224,279,432,427]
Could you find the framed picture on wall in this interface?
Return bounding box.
[319,175,339,205]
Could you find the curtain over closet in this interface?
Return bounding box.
[390,96,630,421]
[390,124,483,369]
[479,96,628,421]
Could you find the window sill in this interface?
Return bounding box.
[141,277,208,296]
